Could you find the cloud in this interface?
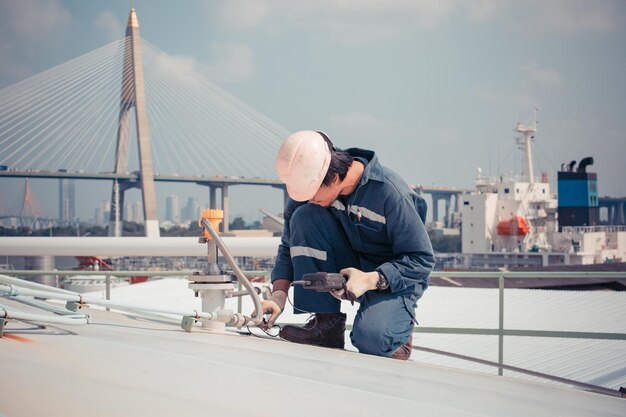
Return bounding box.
[473,82,500,102]
[501,0,625,35]
[463,0,498,22]
[0,0,71,43]
[539,0,625,34]
[330,112,384,130]
[512,93,540,109]
[0,40,33,81]
[473,82,539,110]
[318,0,457,32]
[208,0,493,45]
[95,11,123,41]
[329,112,457,147]
[328,112,392,149]
[151,53,206,87]
[209,0,270,33]
[206,42,256,83]
[524,63,563,88]
[144,40,256,86]
[0,0,71,83]
[207,0,625,45]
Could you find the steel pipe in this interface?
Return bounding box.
[0,307,88,326]
[0,236,280,257]
[201,219,263,326]
[0,284,240,324]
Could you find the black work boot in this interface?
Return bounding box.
[279,312,346,349]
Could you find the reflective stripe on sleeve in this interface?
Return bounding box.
[290,246,328,261]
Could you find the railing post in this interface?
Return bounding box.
[498,272,504,376]
[105,274,111,311]
[237,281,242,314]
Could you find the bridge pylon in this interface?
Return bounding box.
[20,178,37,228]
[109,8,160,237]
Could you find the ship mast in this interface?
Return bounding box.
[515,107,538,183]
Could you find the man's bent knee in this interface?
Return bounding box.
[351,322,397,357]
[350,294,415,358]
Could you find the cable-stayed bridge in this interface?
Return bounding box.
[0,9,288,237]
[0,8,495,234]
[0,178,57,230]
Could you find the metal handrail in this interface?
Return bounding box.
[424,271,626,379]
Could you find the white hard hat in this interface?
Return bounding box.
[275,130,331,202]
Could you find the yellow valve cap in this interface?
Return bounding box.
[199,209,224,240]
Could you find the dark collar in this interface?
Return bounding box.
[346,148,385,184]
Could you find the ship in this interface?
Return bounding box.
[433,109,626,289]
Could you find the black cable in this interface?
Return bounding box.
[244,324,281,339]
[242,292,316,340]
[286,290,316,315]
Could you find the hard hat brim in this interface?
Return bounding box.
[285,180,321,202]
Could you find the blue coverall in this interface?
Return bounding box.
[271,148,435,357]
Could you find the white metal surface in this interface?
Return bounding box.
[61,278,626,391]
[1,295,624,417]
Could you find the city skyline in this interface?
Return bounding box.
[1,182,253,226]
[0,178,281,226]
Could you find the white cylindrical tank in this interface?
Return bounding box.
[24,255,57,287]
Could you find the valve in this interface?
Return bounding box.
[190,208,234,332]
[199,209,223,240]
[186,207,263,332]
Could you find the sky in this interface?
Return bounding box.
[0,0,625,225]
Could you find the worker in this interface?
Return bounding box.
[257,130,434,360]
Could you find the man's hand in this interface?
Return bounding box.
[252,290,287,330]
[331,268,378,302]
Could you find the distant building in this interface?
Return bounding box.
[132,202,143,223]
[0,217,19,229]
[124,204,134,222]
[58,178,76,224]
[182,197,200,223]
[121,201,143,223]
[166,195,180,223]
[95,200,110,226]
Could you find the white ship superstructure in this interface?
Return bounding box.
[461,110,626,269]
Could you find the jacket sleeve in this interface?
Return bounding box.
[270,199,301,283]
[377,191,435,294]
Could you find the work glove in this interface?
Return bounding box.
[331,268,379,302]
[252,290,287,330]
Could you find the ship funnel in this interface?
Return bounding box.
[577,157,594,173]
[567,160,576,172]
